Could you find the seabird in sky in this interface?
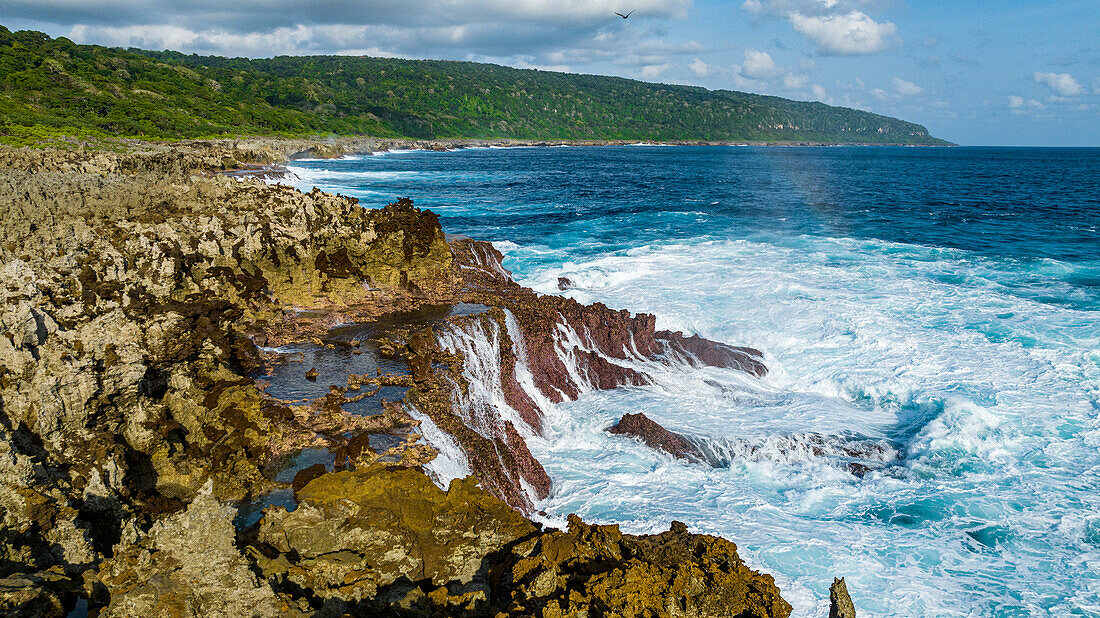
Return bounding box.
[614,9,636,19]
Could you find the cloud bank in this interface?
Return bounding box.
[11,0,694,76]
[742,0,896,55]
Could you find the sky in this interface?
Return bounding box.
[3,0,1098,146]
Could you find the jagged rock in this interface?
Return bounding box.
[91,482,281,617]
[607,412,702,460]
[0,141,798,616]
[496,515,792,618]
[656,330,767,377]
[829,577,857,618]
[249,466,792,617]
[451,238,766,404]
[0,571,70,617]
[0,144,456,582]
[249,466,536,611]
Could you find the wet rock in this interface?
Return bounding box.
[290,463,328,498]
[829,577,856,618]
[607,412,702,460]
[656,330,768,377]
[557,276,574,290]
[305,367,319,381]
[451,238,766,404]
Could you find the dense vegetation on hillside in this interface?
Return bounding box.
[0,25,950,145]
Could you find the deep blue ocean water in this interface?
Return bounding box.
[287,146,1100,616]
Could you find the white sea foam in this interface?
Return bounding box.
[504,234,1100,616]
[292,150,1100,616]
[407,405,471,488]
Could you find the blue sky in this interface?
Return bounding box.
[4,0,1098,145]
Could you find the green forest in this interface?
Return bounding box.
[0,25,950,145]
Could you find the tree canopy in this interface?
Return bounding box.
[0,25,951,145]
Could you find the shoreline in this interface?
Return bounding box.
[210,134,956,181]
[0,140,849,616]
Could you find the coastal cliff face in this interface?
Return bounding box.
[0,141,795,616]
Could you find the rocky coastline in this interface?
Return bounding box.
[0,140,852,616]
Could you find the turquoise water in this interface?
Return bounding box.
[287,146,1100,616]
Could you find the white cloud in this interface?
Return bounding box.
[640,63,673,79]
[788,10,896,55]
[1007,95,1044,113]
[689,58,714,77]
[892,77,922,96]
[784,73,809,89]
[54,0,694,66]
[742,1,896,55]
[1032,71,1083,96]
[810,84,827,101]
[870,87,888,100]
[731,49,815,95]
[741,49,779,79]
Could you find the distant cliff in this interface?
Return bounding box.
[0,24,951,146]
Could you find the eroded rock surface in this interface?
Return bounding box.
[829,577,857,618]
[0,141,797,615]
[249,465,792,618]
[93,482,281,617]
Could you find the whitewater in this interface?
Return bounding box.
[285,145,1100,616]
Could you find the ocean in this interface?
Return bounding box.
[285,145,1100,616]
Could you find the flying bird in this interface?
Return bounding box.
[614,9,636,18]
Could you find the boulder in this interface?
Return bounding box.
[607,412,702,460]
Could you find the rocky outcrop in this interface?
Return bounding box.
[451,238,766,405]
[441,238,768,508]
[656,331,767,377]
[829,577,857,618]
[0,141,797,615]
[0,144,455,595]
[91,482,281,617]
[248,465,792,617]
[607,413,702,460]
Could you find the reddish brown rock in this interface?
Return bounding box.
[657,330,768,377]
[607,412,702,460]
